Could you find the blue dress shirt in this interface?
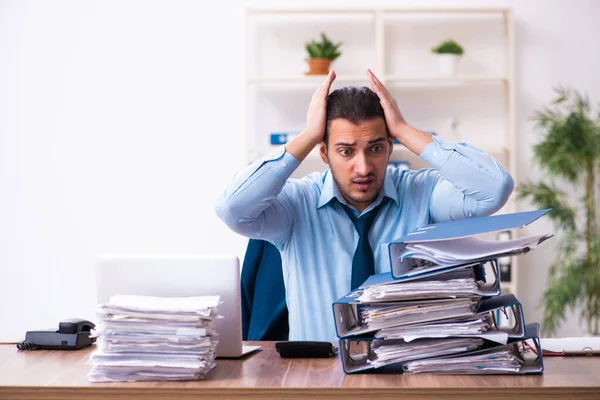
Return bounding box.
[215,136,514,342]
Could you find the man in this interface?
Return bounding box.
[216,69,514,342]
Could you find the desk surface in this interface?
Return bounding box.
[1,342,600,400]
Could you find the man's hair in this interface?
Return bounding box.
[324,86,387,145]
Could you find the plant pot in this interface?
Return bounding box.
[305,58,331,75]
[434,54,461,76]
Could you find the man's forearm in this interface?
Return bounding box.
[285,130,321,162]
[395,123,434,155]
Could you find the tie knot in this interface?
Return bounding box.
[340,199,386,237]
[353,212,376,236]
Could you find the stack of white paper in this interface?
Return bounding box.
[88,295,221,382]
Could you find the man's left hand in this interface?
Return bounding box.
[366,68,408,142]
[366,69,434,154]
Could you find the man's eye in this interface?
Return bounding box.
[372,145,384,153]
[339,149,352,157]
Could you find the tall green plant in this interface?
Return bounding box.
[518,86,600,335]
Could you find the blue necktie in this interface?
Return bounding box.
[340,199,387,290]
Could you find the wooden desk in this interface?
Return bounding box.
[1,342,599,399]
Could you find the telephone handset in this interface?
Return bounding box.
[17,318,97,350]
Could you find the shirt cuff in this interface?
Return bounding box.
[259,145,301,179]
[419,135,454,169]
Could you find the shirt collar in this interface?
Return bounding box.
[317,168,400,210]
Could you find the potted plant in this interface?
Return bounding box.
[518,86,600,336]
[431,39,464,76]
[305,33,342,76]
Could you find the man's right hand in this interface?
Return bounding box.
[286,70,336,161]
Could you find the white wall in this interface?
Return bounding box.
[1,0,599,341]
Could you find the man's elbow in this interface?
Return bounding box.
[487,173,515,214]
[215,200,253,236]
[215,200,238,229]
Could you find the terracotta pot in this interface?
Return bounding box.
[305,58,331,75]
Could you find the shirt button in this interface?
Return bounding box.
[282,162,287,167]
[433,151,439,157]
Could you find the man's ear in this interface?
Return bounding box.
[319,142,329,164]
[388,137,394,158]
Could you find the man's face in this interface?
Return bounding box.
[320,117,393,213]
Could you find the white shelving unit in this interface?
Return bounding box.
[246,7,518,296]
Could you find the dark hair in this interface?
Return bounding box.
[324,86,387,145]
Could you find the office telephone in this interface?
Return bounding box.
[16,318,97,350]
[275,341,338,358]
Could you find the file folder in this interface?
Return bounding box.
[339,322,542,374]
[387,209,553,280]
[333,292,525,340]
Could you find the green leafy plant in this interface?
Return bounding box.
[517,86,600,335]
[305,33,342,61]
[431,39,464,55]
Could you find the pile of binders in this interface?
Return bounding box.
[88,294,221,382]
[332,209,553,374]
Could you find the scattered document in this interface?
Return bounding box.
[539,336,600,355]
[88,295,221,382]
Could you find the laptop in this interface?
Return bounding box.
[95,254,260,358]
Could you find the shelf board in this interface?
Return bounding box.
[385,76,508,85]
[247,9,375,15]
[382,8,509,15]
[248,8,509,15]
[248,75,508,85]
[247,75,366,84]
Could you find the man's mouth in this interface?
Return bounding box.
[353,178,374,191]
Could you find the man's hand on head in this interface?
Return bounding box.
[305,70,337,143]
[286,70,337,162]
[366,69,433,155]
[366,69,408,141]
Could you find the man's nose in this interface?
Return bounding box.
[354,152,373,176]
